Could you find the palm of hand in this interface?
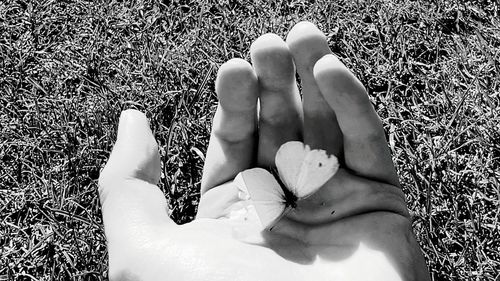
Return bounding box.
[99,22,430,281]
[194,171,412,280]
[101,175,414,281]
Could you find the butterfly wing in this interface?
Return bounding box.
[235,168,286,228]
[275,141,307,195]
[276,141,339,198]
[295,147,339,198]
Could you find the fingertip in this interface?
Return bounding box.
[100,109,161,195]
[216,58,258,112]
[250,33,287,54]
[218,58,254,75]
[250,33,296,91]
[120,108,148,122]
[286,21,326,49]
[217,58,256,88]
[313,54,341,75]
[313,54,368,106]
[117,109,152,139]
[313,54,346,85]
[286,21,331,81]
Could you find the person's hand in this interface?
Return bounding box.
[99,21,431,281]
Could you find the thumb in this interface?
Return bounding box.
[99,109,161,192]
[99,110,174,252]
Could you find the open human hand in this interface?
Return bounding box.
[99,21,431,281]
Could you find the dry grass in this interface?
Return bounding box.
[1,0,499,280]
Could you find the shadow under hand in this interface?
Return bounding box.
[259,211,416,281]
[260,228,358,265]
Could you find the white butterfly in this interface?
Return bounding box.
[235,141,340,229]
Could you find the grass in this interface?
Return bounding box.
[0,0,499,280]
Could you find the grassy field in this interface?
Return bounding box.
[1,0,499,280]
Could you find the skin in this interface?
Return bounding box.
[99,21,431,281]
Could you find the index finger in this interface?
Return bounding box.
[200,59,259,194]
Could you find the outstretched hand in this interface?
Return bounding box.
[99,21,430,281]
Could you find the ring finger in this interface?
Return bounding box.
[286,21,343,158]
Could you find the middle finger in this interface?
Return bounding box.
[250,33,303,167]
